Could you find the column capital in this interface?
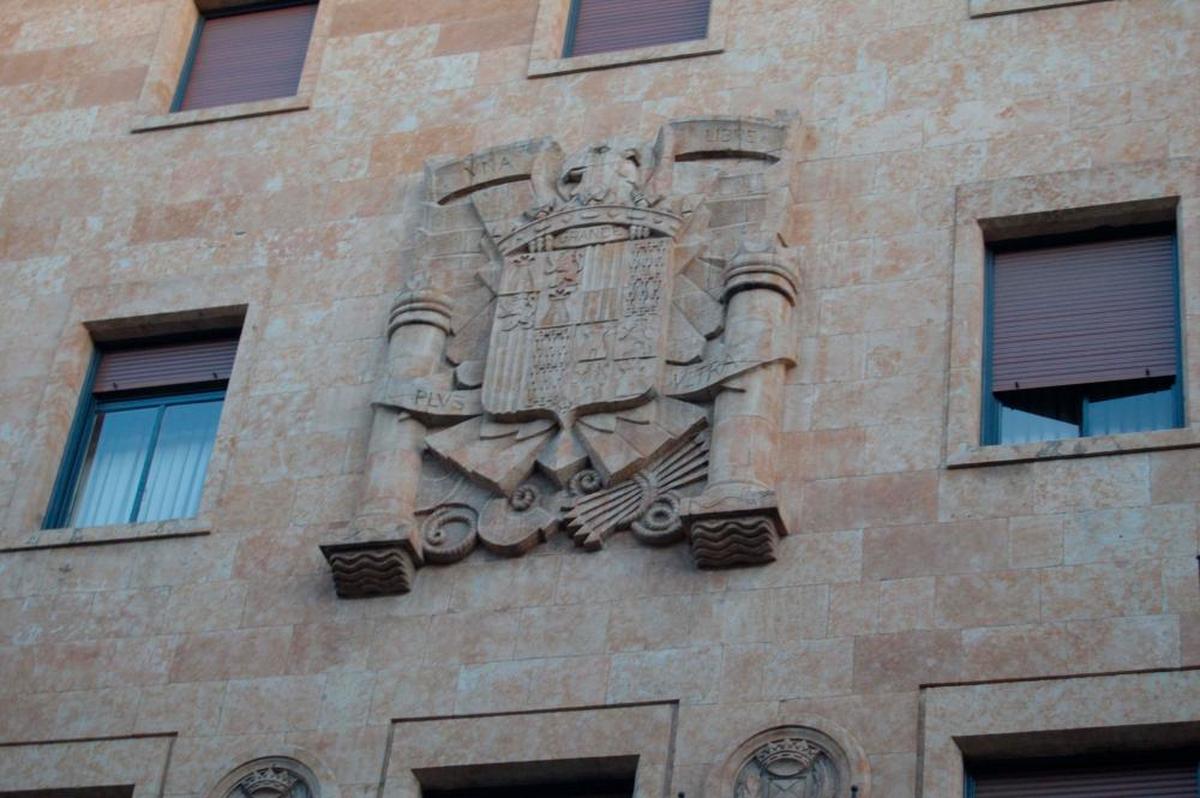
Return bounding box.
[722,242,800,305]
[388,286,453,337]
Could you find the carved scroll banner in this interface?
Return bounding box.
[321,115,803,598]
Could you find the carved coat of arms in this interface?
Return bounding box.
[322,117,803,598]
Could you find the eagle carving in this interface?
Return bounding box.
[321,116,803,598]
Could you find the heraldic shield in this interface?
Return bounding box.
[484,237,672,424]
[320,116,805,598]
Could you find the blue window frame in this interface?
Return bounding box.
[43,338,236,530]
[982,224,1184,446]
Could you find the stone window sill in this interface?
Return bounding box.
[946,425,1200,468]
[528,37,724,78]
[968,0,1114,18]
[132,95,310,133]
[1,517,211,552]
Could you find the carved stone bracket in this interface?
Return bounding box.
[321,115,804,597]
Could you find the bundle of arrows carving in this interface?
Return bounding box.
[564,433,709,550]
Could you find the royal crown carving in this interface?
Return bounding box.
[737,738,839,798]
[755,739,823,773]
[239,767,297,796]
[727,728,858,798]
[231,764,311,798]
[321,116,803,598]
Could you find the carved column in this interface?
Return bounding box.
[322,285,453,598]
[687,244,799,568]
[362,287,454,530]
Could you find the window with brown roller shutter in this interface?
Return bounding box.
[565,0,711,57]
[92,338,239,394]
[175,1,317,112]
[968,754,1199,797]
[984,224,1183,445]
[991,234,1177,392]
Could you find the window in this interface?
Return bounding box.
[424,779,635,798]
[983,223,1183,445]
[0,790,134,798]
[173,0,318,112]
[966,752,1200,797]
[564,0,710,57]
[418,757,637,798]
[43,335,239,529]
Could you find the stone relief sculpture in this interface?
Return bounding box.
[209,758,318,798]
[712,725,863,798]
[321,115,802,598]
[734,739,840,798]
[235,766,311,798]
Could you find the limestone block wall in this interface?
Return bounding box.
[0,0,1197,796]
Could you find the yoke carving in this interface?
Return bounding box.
[322,115,803,598]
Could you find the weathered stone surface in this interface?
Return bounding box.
[878,577,937,633]
[852,630,964,691]
[934,571,1041,628]
[863,520,1009,580]
[760,639,856,700]
[1,0,1197,794]
[961,616,1180,680]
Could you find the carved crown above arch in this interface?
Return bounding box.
[322,115,806,598]
[709,723,871,798]
[207,756,320,798]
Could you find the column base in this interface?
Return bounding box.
[682,486,788,569]
[321,541,418,599]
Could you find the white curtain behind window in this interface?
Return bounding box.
[137,400,223,523]
[71,407,158,527]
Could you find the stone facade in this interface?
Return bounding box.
[0,0,1198,796]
